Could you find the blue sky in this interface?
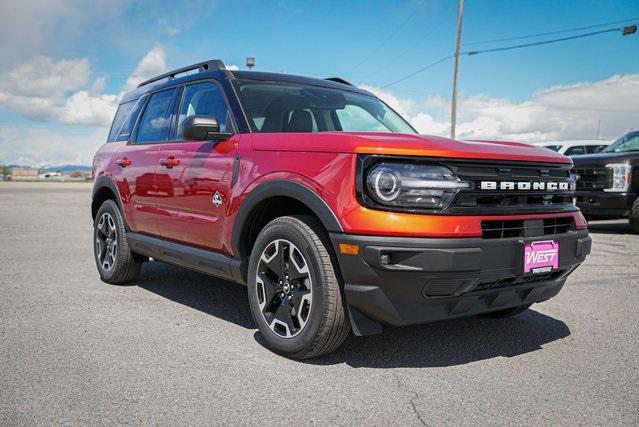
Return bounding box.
[0,0,638,165]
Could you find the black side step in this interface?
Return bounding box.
[127,233,246,284]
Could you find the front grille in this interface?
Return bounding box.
[481,217,573,239]
[448,161,577,214]
[574,166,610,191]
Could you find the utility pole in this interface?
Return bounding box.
[450,0,464,140]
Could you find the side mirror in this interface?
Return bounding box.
[181,115,233,141]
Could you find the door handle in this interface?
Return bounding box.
[160,156,180,169]
[116,157,132,167]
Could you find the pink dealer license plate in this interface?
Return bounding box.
[523,241,559,274]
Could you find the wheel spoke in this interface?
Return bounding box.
[98,216,107,236]
[107,216,116,237]
[288,246,309,280]
[273,300,296,337]
[96,238,103,261]
[261,240,284,277]
[257,272,281,311]
[291,287,312,328]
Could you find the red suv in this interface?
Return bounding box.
[92,59,591,358]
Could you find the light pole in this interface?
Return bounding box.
[450,0,464,140]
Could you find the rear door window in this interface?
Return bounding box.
[136,89,176,143]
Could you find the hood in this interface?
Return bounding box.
[251,132,572,164]
[572,150,639,166]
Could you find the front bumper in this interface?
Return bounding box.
[330,229,591,335]
[576,191,636,218]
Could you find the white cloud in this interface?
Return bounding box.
[364,73,639,142]
[0,45,169,129]
[0,45,169,165]
[226,64,240,71]
[0,126,108,167]
[59,91,119,126]
[123,45,168,91]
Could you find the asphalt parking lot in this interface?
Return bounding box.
[1,182,637,425]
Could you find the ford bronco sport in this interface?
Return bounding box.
[92,59,591,358]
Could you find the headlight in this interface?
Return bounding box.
[365,162,469,209]
[605,163,631,192]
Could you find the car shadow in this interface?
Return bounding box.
[137,261,570,368]
[303,309,570,368]
[137,261,253,329]
[587,219,633,235]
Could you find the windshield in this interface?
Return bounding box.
[603,132,639,153]
[235,80,416,134]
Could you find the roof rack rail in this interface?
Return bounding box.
[324,77,354,86]
[137,59,227,88]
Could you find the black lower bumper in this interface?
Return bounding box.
[576,191,636,219]
[330,229,591,335]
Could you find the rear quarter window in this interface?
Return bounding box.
[107,101,136,142]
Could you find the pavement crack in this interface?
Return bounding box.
[392,371,427,426]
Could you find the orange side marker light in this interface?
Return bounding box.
[339,243,360,255]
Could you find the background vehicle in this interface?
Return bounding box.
[92,59,591,358]
[573,131,639,232]
[534,140,611,156]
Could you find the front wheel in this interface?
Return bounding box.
[247,216,350,359]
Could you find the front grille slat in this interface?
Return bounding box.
[481,217,573,239]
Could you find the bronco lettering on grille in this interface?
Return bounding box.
[480,181,575,191]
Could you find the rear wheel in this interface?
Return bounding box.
[629,197,639,234]
[484,303,532,318]
[247,215,350,359]
[93,199,141,284]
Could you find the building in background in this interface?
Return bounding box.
[10,167,39,181]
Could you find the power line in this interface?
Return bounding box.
[464,26,629,56]
[359,1,455,80]
[381,54,454,88]
[381,24,635,88]
[343,13,417,75]
[463,17,639,46]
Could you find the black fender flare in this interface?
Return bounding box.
[231,180,343,257]
[91,175,125,219]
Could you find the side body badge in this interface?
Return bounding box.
[212,191,223,207]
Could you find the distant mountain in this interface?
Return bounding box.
[2,164,92,172]
[40,165,92,172]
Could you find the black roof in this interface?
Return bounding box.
[120,59,372,104]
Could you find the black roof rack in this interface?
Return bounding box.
[324,77,354,86]
[137,59,227,88]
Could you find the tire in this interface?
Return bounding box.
[483,303,532,318]
[247,215,350,359]
[630,197,639,234]
[93,199,142,285]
